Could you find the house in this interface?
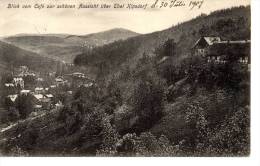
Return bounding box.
[35,87,44,94]
[55,76,68,86]
[48,72,56,77]
[65,72,91,81]
[50,85,56,88]
[55,77,64,83]
[41,97,52,110]
[45,94,54,98]
[192,37,221,56]
[4,94,18,108]
[72,72,86,78]
[20,89,31,95]
[33,94,44,101]
[4,83,16,95]
[13,77,24,89]
[5,83,14,88]
[207,41,250,64]
[36,78,44,82]
[83,82,94,88]
[32,93,54,110]
[192,37,250,64]
[7,94,18,103]
[19,66,29,73]
[33,105,43,112]
[55,101,63,109]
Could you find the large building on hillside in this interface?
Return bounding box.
[192,37,250,64]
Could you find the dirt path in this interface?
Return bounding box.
[0,108,61,134]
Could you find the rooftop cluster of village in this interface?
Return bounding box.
[2,65,94,117]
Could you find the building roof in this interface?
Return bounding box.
[46,94,54,98]
[203,37,221,45]
[36,78,44,81]
[217,40,251,44]
[35,87,44,91]
[50,85,56,88]
[20,90,31,93]
[5,83,14,87]
[66,72,87,78]
[55,78,64,82]
[193,37,221,48]
[55,101,63,107]
[72,72,84,75]
[83,82,94,88]
[34,105,42,109]
[7,94,18,102]
[33,94,44,100]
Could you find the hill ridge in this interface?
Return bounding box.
[2,28,140,63]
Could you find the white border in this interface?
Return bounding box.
[1,0,260,166]
[249,0,260,165]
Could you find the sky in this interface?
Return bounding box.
[0,0,250,36]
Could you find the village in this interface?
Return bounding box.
[1,62,95,119]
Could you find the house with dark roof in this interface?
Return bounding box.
[192,37,221,56]
[192,37,250,64]
[7,94,18,103]
[32,93,54,111]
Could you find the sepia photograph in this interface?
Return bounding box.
[0,0,254,159]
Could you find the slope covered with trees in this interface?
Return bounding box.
[74,6,250,78]
[0,41,57,72]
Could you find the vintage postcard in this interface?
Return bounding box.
[0,0,252,157]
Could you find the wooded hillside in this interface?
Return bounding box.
[74,6,250,78]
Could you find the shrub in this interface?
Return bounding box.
[130,70,166,132]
